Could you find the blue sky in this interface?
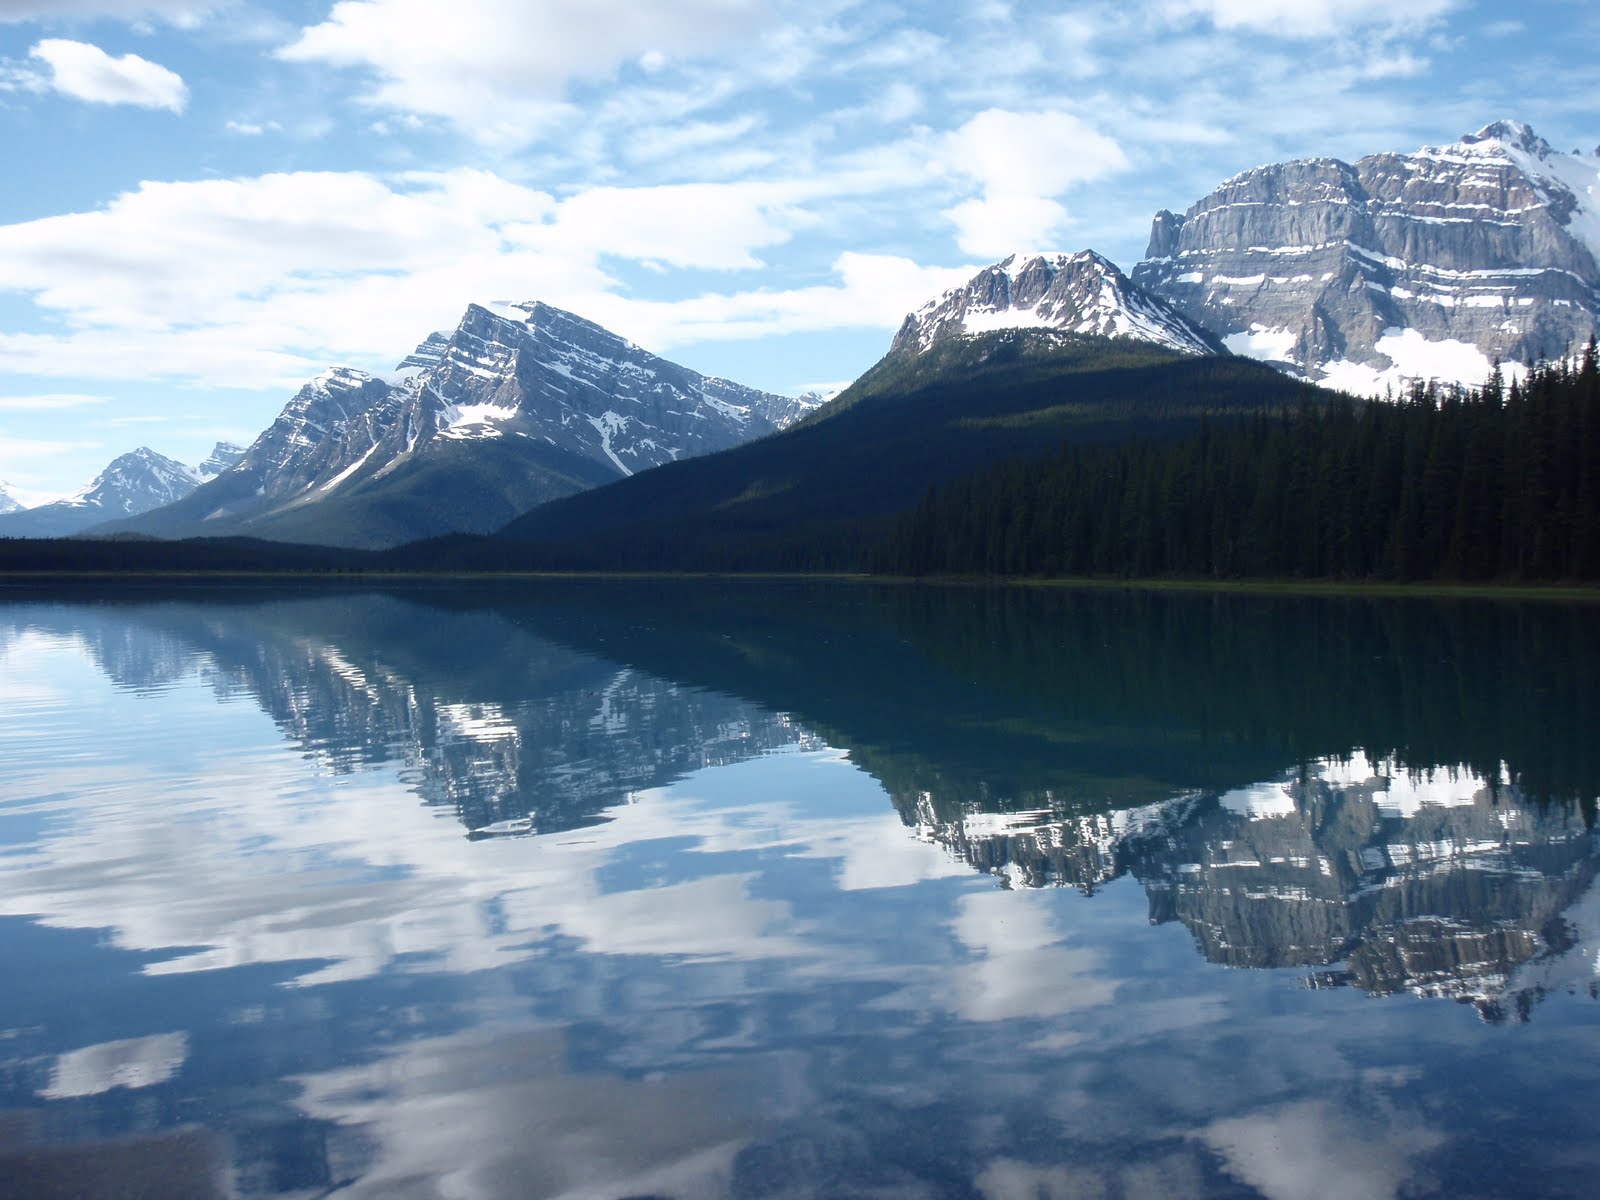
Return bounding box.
[1,0,1596,502]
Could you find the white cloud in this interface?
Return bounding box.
[0,166,971,389]
[29,38,187,112]
[278,0,775,143]
[581,252,979,350]
[943,193,1070,260]
[551,181,810,270]
[1166,0,1458,38]
[941,108,1130,203]
[936,108,1129,257]
[623,114,762,164]
[224,118,280,136]
[0,0,207,21]
[0,433,102,456]
[0,392,108,410]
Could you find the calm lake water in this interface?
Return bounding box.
[0,580,1597,1199]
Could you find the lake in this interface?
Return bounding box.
[0,580,1596,1199]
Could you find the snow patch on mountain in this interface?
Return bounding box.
[586,410,633,475]
[440,401,518,439]
[1222,325,1298,363]
[1320,328,1511,396]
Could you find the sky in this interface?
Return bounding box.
[0,0,1596,503]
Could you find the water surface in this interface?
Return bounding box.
[0,581,1596,1198]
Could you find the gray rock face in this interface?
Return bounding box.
[1134,121,1600,392]
[896,250,1225,357]
[103,301,820,547]
[0,447,202,538]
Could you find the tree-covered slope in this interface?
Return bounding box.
[479,332,1326,571]
[881,344,1600,582]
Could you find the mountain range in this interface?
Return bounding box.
[0,443,242,539]
[481,251,1316,570]
[2,119,1594,557]
[91,301,822,549]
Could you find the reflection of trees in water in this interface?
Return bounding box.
[874,586,1600,819]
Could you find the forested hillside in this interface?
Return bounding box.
[881,340,1600,582]
[485,332,1322,571]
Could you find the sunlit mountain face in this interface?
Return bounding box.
[1,582,1596,1197]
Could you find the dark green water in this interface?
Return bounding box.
[0,580,1596,1198]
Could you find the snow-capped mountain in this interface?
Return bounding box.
[103,300,822,549]
[1134,120,1600,393]
[0,481,21,515]
[893,250,1226,357]
[0,447,207,539]
[392,300,815,475]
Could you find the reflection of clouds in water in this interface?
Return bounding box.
[944,889,1116,1023]
[0,624,972,989]
[40,1032,189,1100]
[10,611,1589,1197]
[293,1028,756,1200]
[1204,1099,1444,1200]
[977,1152,1208,1200]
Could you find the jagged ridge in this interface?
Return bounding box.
[0,445,237,538]
[896,250,1226,358]
[96,300,823,549]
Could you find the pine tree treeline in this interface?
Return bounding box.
[879,340,1600,582]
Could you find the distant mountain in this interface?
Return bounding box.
[473,253,1320,571]
[0,447,205,539]
[195,441,246,480]
[0,482,21,515]
[899,250,1224,357]
[101,301,821,549]
[1135,120,1600,392]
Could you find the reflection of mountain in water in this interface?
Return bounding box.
[10,581,1598,1015]
[905,752,1598,1015]
[11,594,814,837]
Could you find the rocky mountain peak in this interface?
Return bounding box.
[1457,119,1556,160]
[0,481,22,514]
[69,447,199,514]
[893,250,1225,357]
[1133,120,1600,393]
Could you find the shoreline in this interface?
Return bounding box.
[5,568,1600,603]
